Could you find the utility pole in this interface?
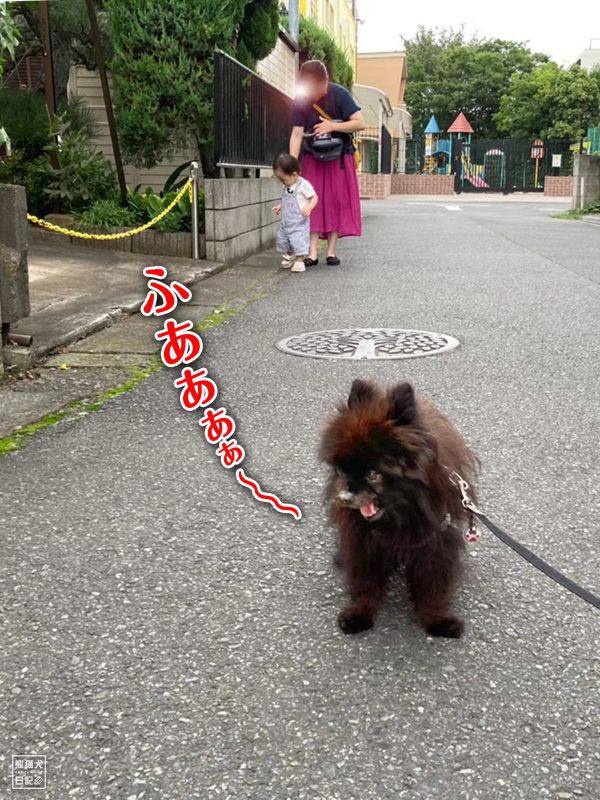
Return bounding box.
[85,0,128,204]
[38,1,56,120]
[288,0,300,79]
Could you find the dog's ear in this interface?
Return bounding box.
[388,382,417,426]
[347,379,377,410]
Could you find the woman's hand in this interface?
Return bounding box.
[313,117,336,137]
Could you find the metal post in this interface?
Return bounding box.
[378,101,383,175]
[85,0,127,204]
[191,162,199,260]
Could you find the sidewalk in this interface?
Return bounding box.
[5,229,224,368]
[387,192,571,203]
[0,242,285,439]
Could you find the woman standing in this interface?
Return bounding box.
[289,60,365,266]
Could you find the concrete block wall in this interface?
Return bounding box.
[544,176,574,197]
[391,174,455,195]
[571,154,600,208]
[358,174,392,200]
[204,178,281,265]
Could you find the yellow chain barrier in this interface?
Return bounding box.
[26,179,194,241]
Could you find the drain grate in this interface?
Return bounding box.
[276,328,459,360]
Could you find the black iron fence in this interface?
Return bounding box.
[404,135,575,192]
[356,125,394,174]
[214,50,294,170]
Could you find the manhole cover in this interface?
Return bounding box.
[276,328,459,360]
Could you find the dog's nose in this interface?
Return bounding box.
[338,491,353,504]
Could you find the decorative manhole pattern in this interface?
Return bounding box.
[276,329,459,360]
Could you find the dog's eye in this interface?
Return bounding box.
[366,470,380,483]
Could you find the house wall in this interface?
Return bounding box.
[295,0,357,70]
[257,33,297,97]
[67,67,199,193]
[356,52,407,107]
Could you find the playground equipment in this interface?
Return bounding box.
[424,115,440,173]
[423,114,451,174]
[447,112,490,189]
[417,109,572,192]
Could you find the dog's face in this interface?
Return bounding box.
[320,379,438,523]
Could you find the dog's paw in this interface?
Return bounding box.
[427,617,464,639]
[338,609,374,635]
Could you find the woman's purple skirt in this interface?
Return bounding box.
[301,153,362,240]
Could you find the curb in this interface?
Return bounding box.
[3,260,227,370]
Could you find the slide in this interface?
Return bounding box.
[461,153,490,188]
[466,174,489,188]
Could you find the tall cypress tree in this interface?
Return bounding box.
[107,0,278,176]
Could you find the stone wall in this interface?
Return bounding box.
[391,174,455,195]
[358,174,392,200]
[544,176,574,197]
[571,154,600,208]
[204,179,281,265]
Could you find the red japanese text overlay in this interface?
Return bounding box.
[146,268,301,520]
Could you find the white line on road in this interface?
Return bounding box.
[445,205,462,211]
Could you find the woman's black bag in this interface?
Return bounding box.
[302,102,353,168]
[302,130,345,163]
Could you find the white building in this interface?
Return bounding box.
[577,39,600,71]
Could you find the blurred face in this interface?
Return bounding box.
[274,167,298,187]
[300,75,329,101]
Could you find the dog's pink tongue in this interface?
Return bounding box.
[360,501,378,518]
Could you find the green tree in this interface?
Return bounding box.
[0,1,20,78]
[298,16,353,91]
[496,63,600,140]
[11,0,111,108]
[107,0,279,176]
[236,0,280,68]
[405,26,548,136]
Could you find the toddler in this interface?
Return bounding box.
[272,154,318,273]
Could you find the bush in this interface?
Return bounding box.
[44,114,117,213]
[0,150,54,216]
[298,17,354,91]
[0,89,99,159]
[0,89,49,159]
[127,184,205,233]
[76,198,140,231]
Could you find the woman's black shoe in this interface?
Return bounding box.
[326,256,341,266]
[304,257,319,267]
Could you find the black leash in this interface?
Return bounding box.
[449,471,600,610]
[476,511,600,610]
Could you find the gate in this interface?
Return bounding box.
[459,138,573,193]
[405,135,574,193]
[380,125,392,174]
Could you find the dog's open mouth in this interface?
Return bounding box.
[359,500,383,521]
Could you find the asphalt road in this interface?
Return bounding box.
[1,200,599,800]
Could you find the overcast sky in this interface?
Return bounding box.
[357,0,600,66]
